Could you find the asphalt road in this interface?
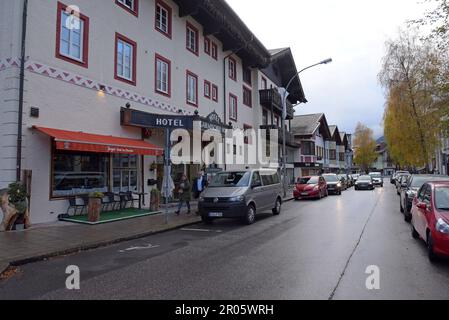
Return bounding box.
[1,180,449,300]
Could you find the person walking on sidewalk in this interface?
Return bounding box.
[175,174,191,215]
[192,171,208,199]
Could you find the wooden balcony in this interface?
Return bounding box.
[259,89,295,120]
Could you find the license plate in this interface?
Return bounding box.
[301,192,309,196]
[209,212,223,217]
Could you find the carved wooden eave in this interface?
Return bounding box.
[173,0,271,68]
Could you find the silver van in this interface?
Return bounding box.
[198,169,283,225]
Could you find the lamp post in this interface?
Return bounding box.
[279,58,332,197]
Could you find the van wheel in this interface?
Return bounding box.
[272,198,282,215]
[201,216,213,225]
[243,204,256,225]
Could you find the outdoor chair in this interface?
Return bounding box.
[120,192,137,209]
[101,195,113,212]
[66,197,86,216]
[106,192,121,211]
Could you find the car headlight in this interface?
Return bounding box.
[229,195,245,202]
[436,218,449,235]
[337,183,342,187]
[199,196,205,202]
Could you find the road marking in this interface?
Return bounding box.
[119,244,160,253]
[180,228,222,233]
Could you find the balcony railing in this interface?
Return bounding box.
[259,89,295,120]
[259,125,299,147]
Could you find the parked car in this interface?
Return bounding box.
[369,172,384,187]
[401,175,449,222]
[294,176,328,200]
[396,173,411,195]
[355,175,375,190]
[337,174,349,190]
[411,182,449,262]
[322,174,343,195]
[198,169,283,225]
[391,170,410,184]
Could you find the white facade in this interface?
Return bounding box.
[1,0,294,224]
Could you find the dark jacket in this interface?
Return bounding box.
[192,176,208,195]
[178,180,191,202]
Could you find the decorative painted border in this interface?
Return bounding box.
[0,57,191,116]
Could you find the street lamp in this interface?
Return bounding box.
[278,58,332,197]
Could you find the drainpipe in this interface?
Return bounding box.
[16,0,29,182]
[222,36,254,170]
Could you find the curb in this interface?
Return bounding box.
[0,218,201,277]
[1,199,295,277]
[0,262,9,278]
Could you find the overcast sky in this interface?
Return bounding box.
[227,0,429,138]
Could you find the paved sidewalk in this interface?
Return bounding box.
[0,209,201,275]
[1,194,294,275]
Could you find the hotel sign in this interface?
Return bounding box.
[121,108,231,132]
[121,108,194,130]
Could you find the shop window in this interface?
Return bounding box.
[52,150,109,198]
[113,154,139,193]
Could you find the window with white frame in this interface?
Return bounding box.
[186,24,198,54]
[155,1,171,36]
[155,55,170,95]
[229,94,238,121]
[116,36,134,82]
[229,57,237,80]
[204,81,211,98]
[187,72,198,106]
[212,84,218,102]
[117,0,136,12]
[59,10,84,62]
[211,42,218,60]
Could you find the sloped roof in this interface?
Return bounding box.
[265,47,307,104]
[291,113,325,136]
[269,48,289,56]
[329,125,337,137]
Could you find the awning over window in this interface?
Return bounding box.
[34,126,163,156]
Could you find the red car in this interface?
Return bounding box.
[411,182,449,262]
[294,176,328,200]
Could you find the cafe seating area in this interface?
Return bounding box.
[65,192,140,217]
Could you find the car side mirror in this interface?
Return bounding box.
[252,182,262,189]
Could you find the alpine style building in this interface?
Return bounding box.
[0,0,307,224]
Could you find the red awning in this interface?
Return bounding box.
[34,126,163,156]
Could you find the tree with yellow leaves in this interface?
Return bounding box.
[379,29,446,170]
[353,123,378,174]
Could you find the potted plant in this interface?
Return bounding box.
[8,182,28,231]
[88,192,104,223]
[150,188,161,212]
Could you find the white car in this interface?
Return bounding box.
[369,172,384,187]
